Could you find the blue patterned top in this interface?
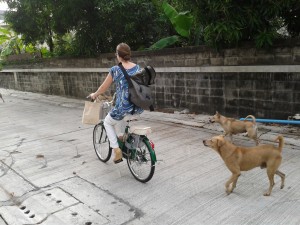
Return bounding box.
[109,65,144,120]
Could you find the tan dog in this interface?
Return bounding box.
[203,135,285,196]
[209,111,259,145]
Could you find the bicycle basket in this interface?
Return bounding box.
[99,101,112,120]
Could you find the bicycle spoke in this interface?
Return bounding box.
[127,139,155,182]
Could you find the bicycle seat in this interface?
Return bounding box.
[129,126,152,135]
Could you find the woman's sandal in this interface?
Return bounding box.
[114,158,123,164]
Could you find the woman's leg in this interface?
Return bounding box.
[104,114,119,148]
[104,114,123,163]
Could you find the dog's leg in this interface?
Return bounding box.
[275,170,285,189]
[250,137,259,146]
[247,129,259,145]
[225,173,240,194]
[264,168,276,196]
[231,173,240,191]
[252,134,260,146]
[255,138,259,146]
[225,176,234,194]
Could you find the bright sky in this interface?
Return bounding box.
[0,2,8,11]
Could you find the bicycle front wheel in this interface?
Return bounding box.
[93,122,112,162]
[127,138,155,183]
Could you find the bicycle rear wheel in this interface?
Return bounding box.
[93,122,112,162]
[127,138,155,183]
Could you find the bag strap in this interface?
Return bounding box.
[118,62,136,114]
[118,63,133,88]
[118,62,154,112]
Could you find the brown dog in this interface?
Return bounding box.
[209,111,259,145]
[203,135,285,196]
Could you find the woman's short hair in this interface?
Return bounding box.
[116,43,131,61]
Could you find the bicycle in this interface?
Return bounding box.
[92,99,157,183]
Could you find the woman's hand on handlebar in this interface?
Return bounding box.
[87,92,97,100]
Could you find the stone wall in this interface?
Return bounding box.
[153,72,299,119]
[0,71,107,98]
[1,41,300,119]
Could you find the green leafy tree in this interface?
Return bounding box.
[70,0,171,55]
[180,0,299,48]
[4,0,162,55]
[280,0,300,37]
[4,0,56,52]
[3,0,171,56]
[52,32,76,57]
[149,2,194,50]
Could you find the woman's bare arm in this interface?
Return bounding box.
[89,73,113,100]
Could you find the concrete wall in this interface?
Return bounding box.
[1,42,300,119]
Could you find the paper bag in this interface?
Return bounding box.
[82,101,102,125]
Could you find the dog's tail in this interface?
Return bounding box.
[244,115,256,124]
[275,135,284,152]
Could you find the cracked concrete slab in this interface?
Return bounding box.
[0,217,6,225]
[43,203,108,225]
[0,162,36,203]
[54,177,136,225]
[0,188,79,224]
[0,188,110,225]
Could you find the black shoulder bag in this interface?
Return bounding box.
[118,63,154,111]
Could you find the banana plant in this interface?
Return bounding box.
[0,27,22,58]
[149,2,194,50]
[0,27,36,59]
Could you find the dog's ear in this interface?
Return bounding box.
[217,136,225,147]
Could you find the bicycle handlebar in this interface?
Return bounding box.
[86,94,115,104]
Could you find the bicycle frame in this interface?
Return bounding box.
[117,124,157,163]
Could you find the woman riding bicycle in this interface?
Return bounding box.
[89,43,143,164]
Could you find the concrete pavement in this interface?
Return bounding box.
[0,88,300,225]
